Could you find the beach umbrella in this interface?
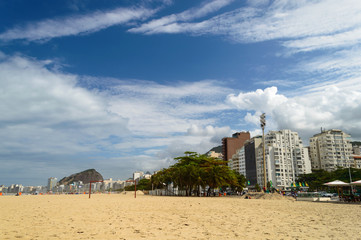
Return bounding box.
[323,180,350,186]
[350,180,361,186]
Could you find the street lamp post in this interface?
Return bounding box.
[260,113,267,190]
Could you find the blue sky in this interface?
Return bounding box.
[1,0,361,186]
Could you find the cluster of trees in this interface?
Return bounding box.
[124,178,152,191]
[297,168,361,191]
[151,152,246,196]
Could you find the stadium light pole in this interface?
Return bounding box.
[349,167,354,194]
[260,113,267,190]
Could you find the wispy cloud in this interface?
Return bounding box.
[129,0,235,34]
[105,79,233,135]
[256,79,298,88]
[130,0,361,54]
[298,47,361,78]
[0,53,236,183]
[0,54,129,154]
[0,7,156,42]
[283,28,361,53]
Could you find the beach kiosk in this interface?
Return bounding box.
[324,180,350,201]
[350,180,361,186]
[350,180,361,202]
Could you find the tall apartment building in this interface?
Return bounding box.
[133,171,144,183]
[47,177,57,192]
[229,147,246,176]
[309,129,353,171]
[222,132,250,162]
[244,136,263,186]
[351,144,361,169]
[256,130,311,190]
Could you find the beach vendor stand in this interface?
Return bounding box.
[350,180,361,202]
[323,180,350,201]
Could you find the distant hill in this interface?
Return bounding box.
[58,169,103,185]
[206,145,222,154]
[351,141,361,146]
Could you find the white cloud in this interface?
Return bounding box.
[283,28,361,53]
[0,54,129,154]
[4,0,360,57]
[244,111,262,126]
[298,47,361,81]
[187,124,231,137]
[227,85,361,140]
[129,0,361,56]
[0,54,232,153]
[106,79,232,135]
[0,7,156,42]
[247,0,270,7]
[227,86,287,112]
[129,0,234,34]
[0,53,237,184]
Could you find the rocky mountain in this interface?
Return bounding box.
[58,169,103,185]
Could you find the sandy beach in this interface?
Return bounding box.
[1,193,360,240]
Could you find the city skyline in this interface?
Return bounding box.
[1,0,361,185]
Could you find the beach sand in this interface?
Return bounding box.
[1,193,360,240]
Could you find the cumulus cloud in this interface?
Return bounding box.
[228,85,361,140]
[187,124,232,144]
[0,6,156,42]
[227,86,287,112]
[244,111,262,126]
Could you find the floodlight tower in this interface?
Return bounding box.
[260,113,267,190]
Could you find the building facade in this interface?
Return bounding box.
[229,147,246,177]
[309,129,353,171]
[47,177,57,192]
[222,132,250,162]
[256,130,311,190]
[244,136,262,187]
[133,171,144,183]
[207,150,223,159]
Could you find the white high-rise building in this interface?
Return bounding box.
[309,129,353,171]
[256,130,311,190]
[229,147,246,177]
[133,171,144,183]
[47,177,57,192]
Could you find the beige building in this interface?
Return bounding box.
[207,150,223,159]
[309,129,353,171]
[351,155,361,169]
